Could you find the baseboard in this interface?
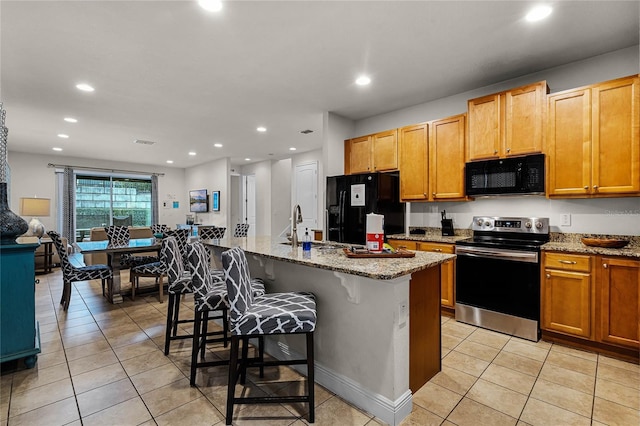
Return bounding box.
[263,339,412,426]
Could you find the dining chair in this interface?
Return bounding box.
[233,223,250,237]
[151,224,170,235]
[48,231,112,311]
[104,225,158,267]
[222,247,316,424]
[129,258,165,302]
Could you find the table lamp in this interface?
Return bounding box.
[20,197,50,238]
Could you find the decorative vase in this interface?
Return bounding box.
[0,182,28,244]
[0,103,28,244]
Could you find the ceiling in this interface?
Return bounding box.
[1,1,638,168]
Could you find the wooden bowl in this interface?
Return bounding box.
[581,238,630,248]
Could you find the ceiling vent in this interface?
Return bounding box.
[300,129,313,134]
[133,139,156,145]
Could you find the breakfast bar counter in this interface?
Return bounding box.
[203,236,454,426]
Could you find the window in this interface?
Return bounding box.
[75,174,152,233]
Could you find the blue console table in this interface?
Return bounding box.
[0,242,41,368]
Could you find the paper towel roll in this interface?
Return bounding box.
[366,213,384,253]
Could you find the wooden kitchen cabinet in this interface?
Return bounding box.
[597,256,640,349]
[344,129,398,175]
[429,114,467,201]
[467,81,548,161]
[542,252,594,339]
[388,239,456,310]
[398,123,429,201]
[548,74,640,197]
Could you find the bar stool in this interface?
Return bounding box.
[222,247,316,424]
[233,223,250,237]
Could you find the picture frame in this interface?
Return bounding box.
[212,191,220,211]
[189,189,208,213]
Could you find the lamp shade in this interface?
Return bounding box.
[20,197,50,217]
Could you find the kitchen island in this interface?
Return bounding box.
[203,236,455,426]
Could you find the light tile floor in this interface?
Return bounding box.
[1,269,639,426]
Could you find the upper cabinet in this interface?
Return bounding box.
[344,129,398,175]
[398,114,467,202]
[548,75,640,197]
[398,123,429,201]
[429,114,467,201]
[467,81,548,161]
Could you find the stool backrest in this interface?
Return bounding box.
[187,242,215,302]
[211,227,226,239]
[222,247,253,323]
[104,226,129,246]
[161,236,184,284]
[166,228,189,263]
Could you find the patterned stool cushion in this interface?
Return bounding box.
[222,247,316,336]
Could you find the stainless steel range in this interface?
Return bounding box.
[455,216,550,341]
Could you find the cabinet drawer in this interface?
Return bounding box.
[418,242,455,254]
[388,239,417,250]
[544,252,591,272]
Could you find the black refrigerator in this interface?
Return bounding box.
[326,172,405,245]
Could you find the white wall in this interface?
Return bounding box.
[7,151,186,232]
[348,45,640,237]
[323,111,354,177]
[184,157,230,227]
[240,160,272,236]
[271,158,291,237]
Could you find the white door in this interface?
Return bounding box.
[242,174,256,236]
[294,161,318,240]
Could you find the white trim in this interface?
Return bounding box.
[263,339,412,425]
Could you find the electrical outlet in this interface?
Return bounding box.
[398,302,408,327]
[560,213,572,227]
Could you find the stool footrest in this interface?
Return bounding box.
[234,396,311,405]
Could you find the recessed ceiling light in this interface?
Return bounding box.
[526,5,552,22]
[256,126,267,132]
[64,117,77,123]
[356,75,371,86]
[52,147,63,151]
[166,160,174,164]
[57,134,69,139]
[214,143,223,148]
[289,147,297,151]
[75,83,95,92]
[198,0,223,12]
[188,151,196,156]
[245,158,251,161]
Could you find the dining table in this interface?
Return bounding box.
[73,238,161,304]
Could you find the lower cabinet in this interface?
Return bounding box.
[542,252,593,338]
[388,239,455,310]
[542,251,640,357]
[597,256,640,349]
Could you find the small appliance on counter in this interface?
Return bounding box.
[441,211,454,236]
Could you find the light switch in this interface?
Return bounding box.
[560,213,571,227]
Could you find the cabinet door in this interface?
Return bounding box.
[505,82,547,156]
[592,75,640,195]
[547,89,592,196]
[542,268,593,339]
[399,123,429,201]
[467,93,501,161]
[429,114,466,200]
[346,136,371,175]
[387,239,418,250]
[598,257,640,349]
[372,130,398,172]
[418,242,456,308]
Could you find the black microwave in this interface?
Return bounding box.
[465,154,545,196]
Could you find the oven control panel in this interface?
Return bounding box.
[471,216,549,234]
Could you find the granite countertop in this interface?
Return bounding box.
[202,236,454,280]
[543,233,640,259]
[387,227,471,244]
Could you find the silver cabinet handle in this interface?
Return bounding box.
[559,260,577,264]
[432,248,442,252]
[584,186,589,190]
[494,150,498,154]
[603,263,608,269]
[593,185,598,190]
[546,273,551,279]
[506,148,511,153]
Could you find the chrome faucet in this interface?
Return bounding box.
[291,204,303,247]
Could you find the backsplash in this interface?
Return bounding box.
[408,196,640,237]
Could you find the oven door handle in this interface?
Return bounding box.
[455,246,538,263]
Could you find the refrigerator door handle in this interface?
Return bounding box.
[339,190,346,242]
